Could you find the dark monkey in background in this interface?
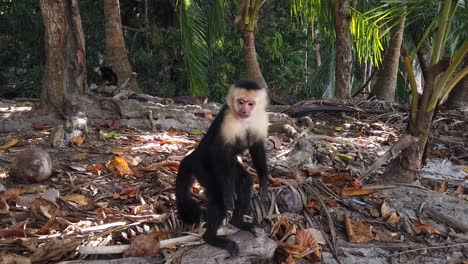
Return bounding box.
[94,66,118,86]
[176,80,269,256]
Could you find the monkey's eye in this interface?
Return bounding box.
[238,99,245,105]
[248,102,254,106]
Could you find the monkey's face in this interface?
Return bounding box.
[235,98,256,119]
[94,67,102,76]
[228,86,268,119]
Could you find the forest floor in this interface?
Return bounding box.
[0,98,467,264]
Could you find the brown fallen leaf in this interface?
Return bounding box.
[62,193,91,206]
[30,197,58,222]
[272,219,295,241]
[123,233,161,257]
[322,173,353,184]
[373,228,398,242]
[71,136,85,145]
[436,181,448,193]
[269,175,282,187]
[385,211,401,224]
[277,242,309,259]
[413,219,441,235]
[107,156,134,176]
[341,186,376,197]
[30,239,80,263]
[86,163,103,175]
[344,212,373,243]
[113,186,140,200]
[0,138,19,150]
[282,254,296,264]
[380,201,392,219]
[3,186,27,201]
[296,228,321,261]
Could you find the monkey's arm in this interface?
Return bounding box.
[249,142,268,201]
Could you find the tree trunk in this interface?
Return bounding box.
[372,13,406,102]
[445,56,468,108]
[382,45,438,183]
[243,30,268,89]
[334,0,352,99]
[39,0,87,114]
[314,30,321,67]
[104,0,137,90]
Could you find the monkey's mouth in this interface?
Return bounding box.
[238,113,250,119]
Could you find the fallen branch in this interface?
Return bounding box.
[425,207,468,233]
[359,134,418,181]
[78,228,237,255]
[388,242,468,256]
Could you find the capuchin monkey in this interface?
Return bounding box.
[176,80,269,256]
[94,66,118,86]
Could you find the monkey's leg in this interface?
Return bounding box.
[231,164,257,236]
[203,188,240,256]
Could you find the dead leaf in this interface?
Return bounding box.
[62,193,91,206]
[307,199,320,210]
[3,186,27,201]
[373,228,398,242]
[132,204,152,215]
[341,186,375,197]
[385,211,401,224]
[30,239,80,263]
[276,242,308,259]
[86,163,103,175]
[0,196,9,214]
[344,212,373,243]
[380,201,392,219]
[268,175,282,187]
[0,138,19,150]
[30,197,58,222]
[113,186,140,200]
[369,208,380,218]
[123,234,160,257]
[107,156,134,176]
[112,147,131,156]
[32,123,54,131]
[460,166,468,173]
[71,136,85,145]
[413,219,441,235]
[322,173,353,184]
[143,161,179,172]
[282,255,296,264]
[436,181,448,193]
[305,168,322,177]
[296,228,321,261]
[272,219,295,241]
[68,152,88,161]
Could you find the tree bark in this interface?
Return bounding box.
[334,0,352,99]
[39,0,87,114]
[372,13,406,102]
[104,0,137,90]
[243,30,268,89]
[445,56,468,108]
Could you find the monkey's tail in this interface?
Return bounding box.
[176,156,201,224]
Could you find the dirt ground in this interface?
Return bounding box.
[0,99,467,264]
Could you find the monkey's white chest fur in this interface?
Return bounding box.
[221,111,269,145]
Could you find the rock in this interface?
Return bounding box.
[180,228,277,264]
[8,148,52,183]
[277,188,303,213]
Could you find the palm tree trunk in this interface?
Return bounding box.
[372,13,406,102]
[104,0,137,90]
[334,0,352,99]
[243,30,267,89]
[39,0,87,114]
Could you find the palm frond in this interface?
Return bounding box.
[178,0,208,96]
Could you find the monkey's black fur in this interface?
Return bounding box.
[98,66,118,86]
[176,80,268,256]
